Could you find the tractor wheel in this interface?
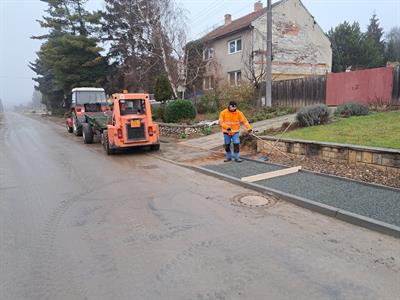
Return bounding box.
[66,122,73,133]
[103,130,114,155]
[82,123,94,144]
[151,144,160,151]
[72,113,82,136]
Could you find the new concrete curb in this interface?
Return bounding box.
[153,154,400,238]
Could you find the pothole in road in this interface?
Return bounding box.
[232,193,278,208]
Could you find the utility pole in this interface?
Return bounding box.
[265,0,272,107]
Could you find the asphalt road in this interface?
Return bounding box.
[1,112,399,300]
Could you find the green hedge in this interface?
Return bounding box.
[164,100,196,123]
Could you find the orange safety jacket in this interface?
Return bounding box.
[219,108,251,135]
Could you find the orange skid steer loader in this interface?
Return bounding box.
[81,92,160,154]
[104,92,160,154]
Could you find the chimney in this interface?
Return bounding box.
[254,1,263,12]
[224,14,232,26]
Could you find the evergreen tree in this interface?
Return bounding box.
[359,35,384,68]
[328,21,384,72]
[31,0,106,109]
[32,35,106,96]
[154,74,173,103]
[385,27,400,62]
[33,0,102,39]
[328,22,364,72]
[366,13,385,54]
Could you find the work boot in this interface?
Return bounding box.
[234,158,243,163]
[224,158,232,162]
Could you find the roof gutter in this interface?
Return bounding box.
[203,25,253,43]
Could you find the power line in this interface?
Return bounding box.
[190,0,230,30]
[189,1,252,40]
[189,0,222,23]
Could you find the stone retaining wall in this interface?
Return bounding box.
[258,137,400,173]
[158,122,208,137]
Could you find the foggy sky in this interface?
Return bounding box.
[0,0,399,107]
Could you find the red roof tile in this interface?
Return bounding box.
[204,1,283,41]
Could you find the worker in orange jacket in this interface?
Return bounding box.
[219,100,252,162]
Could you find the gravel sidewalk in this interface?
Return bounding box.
[259,152,400,189]
[205,159,400,227]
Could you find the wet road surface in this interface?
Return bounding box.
[1,113,399,300]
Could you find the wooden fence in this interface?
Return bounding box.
[191,67,399,108]
[270,75,326,108]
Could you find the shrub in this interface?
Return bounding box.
[197,95,218,114]
[154,74,173,103]
[152,105,166,122]
[164,100,196,123]
[216,81,256,111]
[336,102,369,117]
[296,104,330,127]
[202,126,212,135]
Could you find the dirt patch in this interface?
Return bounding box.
[253,151,400,189]
[183,152,225,166]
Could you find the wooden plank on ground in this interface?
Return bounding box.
[241,166,302,183]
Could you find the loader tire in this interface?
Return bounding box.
[82,123,94,144]
[151,144,160,151]
[103,130,114,155]
[72,113,82,136]
[66,122,73,133]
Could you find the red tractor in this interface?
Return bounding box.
[66,87,107,135]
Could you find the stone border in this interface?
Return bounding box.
[152,154,400,238]
[258,136,400,173]
[157,122,209,137]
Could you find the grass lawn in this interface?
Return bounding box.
[282,111,400,149]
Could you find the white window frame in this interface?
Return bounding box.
[228,70,242,86]
[228,38,242,54]
[203,76,214,90]
[203,47,214,60]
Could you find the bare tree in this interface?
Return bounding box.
[134,0,188,98]
[182,39,209,98]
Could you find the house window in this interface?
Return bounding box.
[203,47,214,60]
[203,76,214,90]
[228,38,242,54]
[228,71,241,86]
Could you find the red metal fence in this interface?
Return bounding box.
[262,66,399,108]
[392,66,400,106]
[326,67,394,106]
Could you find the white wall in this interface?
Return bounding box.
[252,0,332,79]
[204,0,332,86]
